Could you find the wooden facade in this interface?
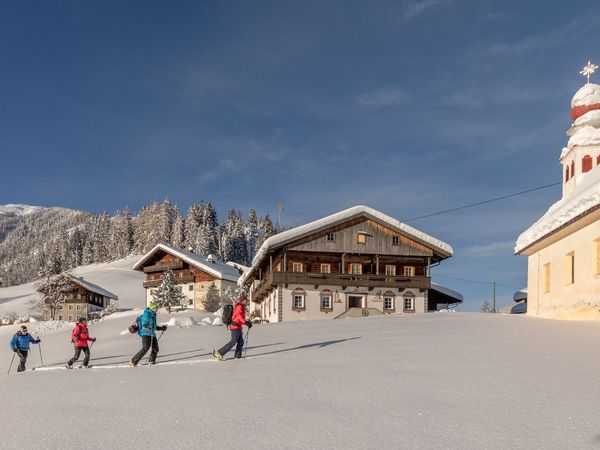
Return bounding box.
[242,210,453,322]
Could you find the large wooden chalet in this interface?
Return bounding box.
[133,244,241,310]
[240,205,457,322]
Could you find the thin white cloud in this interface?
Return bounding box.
[402,0,456,20]
[357,87,410,108]
[464,240,516,257]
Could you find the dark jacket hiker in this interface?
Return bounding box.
[9,326,41,372]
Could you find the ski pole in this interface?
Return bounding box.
[38,342,44,367]
[243,328,251,358]
[7,352,16,375]
[157,329,165,342]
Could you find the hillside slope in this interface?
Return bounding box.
[0,255,145,317]
[1,313,599,449]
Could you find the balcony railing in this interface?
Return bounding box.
[143,275,194,288]
[251,271,431,301]
[143,259,184,273]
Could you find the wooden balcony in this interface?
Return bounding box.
[143,275,194,288]
[143,259,184,273]
[251,271,431,301]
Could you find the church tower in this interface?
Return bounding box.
[561,61,600,196]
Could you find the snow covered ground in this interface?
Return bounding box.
[1,312,599,449]
[0,255,145,317]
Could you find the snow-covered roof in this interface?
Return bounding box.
[63,273,118,300]
[571,83,600,107]
[226,261,250,274]
[241,205,453,284]
[133,244,240,283]
[515,168,600,253]
[430,282,463,302]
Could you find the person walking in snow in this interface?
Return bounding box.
[66,317,96,369]
[213,293,252,361]
[129,302,167,367]
[9,325,41,372]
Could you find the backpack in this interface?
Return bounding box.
[128,315,142,335]
[222,304,234,326]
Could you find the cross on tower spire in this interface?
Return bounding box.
[580,60,598,84]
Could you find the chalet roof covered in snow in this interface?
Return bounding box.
[133,244,240,282]
[63,273,119,300]
[241,205,453,284]
[430,283,463,303]
[515,168,600,253]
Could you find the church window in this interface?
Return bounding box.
[571,161,575,177]
[582,155,593,173]
[565,166,570,182]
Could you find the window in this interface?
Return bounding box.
[58,315,62,320]
[563,252,575,285]
[571,160,575,177]
[293,294,305,310]
[596,239,600,275]
[403,266,415,277]
[176,286,183,293]
[326,232,335,242]
[597,155,600,165]
[385,265,396,276]
[76,304,80,310]
[357,233,366,244]
[188,298,193,306]
[320,294,332,310]
[292,262,303,272]
[384,296,394,310]
[583,155,593,173]
[188,285,193,291]
[68,304,73,311]
[350,263,362,275]
[403,296,414,311]
[565,166,570,182]
[68,315,73,321]
[542,263,550,293]
[392,236,400,245]
[320,263,331,274]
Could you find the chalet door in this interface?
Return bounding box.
[348,295,363,308]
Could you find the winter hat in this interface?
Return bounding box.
[78,317,86,323]
[149,301,159,310]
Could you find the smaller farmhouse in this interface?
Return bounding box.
[38,273,118,321]
[133,244,241,310]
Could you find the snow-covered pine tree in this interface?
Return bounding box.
[92,211,112,262]
[111,206,134,259]
[151,269,186,313]
[247,208,258,261]
[171,207,186,248]
[201,201,219,255]
[184,202,203,251]
[481,300,492,313]
[257,213,276,248]
[158,198,175,245]
[203,282,221,312]
[81,224,94,266]
[143,200,162,252]
[36,274,79,320]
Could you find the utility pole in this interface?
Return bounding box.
[492,281,496,313]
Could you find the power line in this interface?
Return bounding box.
[402,181,561,222]
[432,273,522,290]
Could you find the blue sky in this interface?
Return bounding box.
[2,0,600,310]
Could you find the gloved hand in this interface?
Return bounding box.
[91,338,97,342]
[36,337,41,342]
[12,348,18,353]
[245,320,253,328]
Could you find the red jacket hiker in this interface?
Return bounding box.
[230,302,246,330]
[72,321,95,347]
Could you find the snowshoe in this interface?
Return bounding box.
[212,350,224,362]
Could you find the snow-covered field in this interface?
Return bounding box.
[1,312,599,449]
[0,255,145,316]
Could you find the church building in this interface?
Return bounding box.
[515,61,600,320]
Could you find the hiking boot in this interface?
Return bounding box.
[128,361,137,368]
[147,361,156,366]
[65,364,73,369]
[212,350,224,361]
